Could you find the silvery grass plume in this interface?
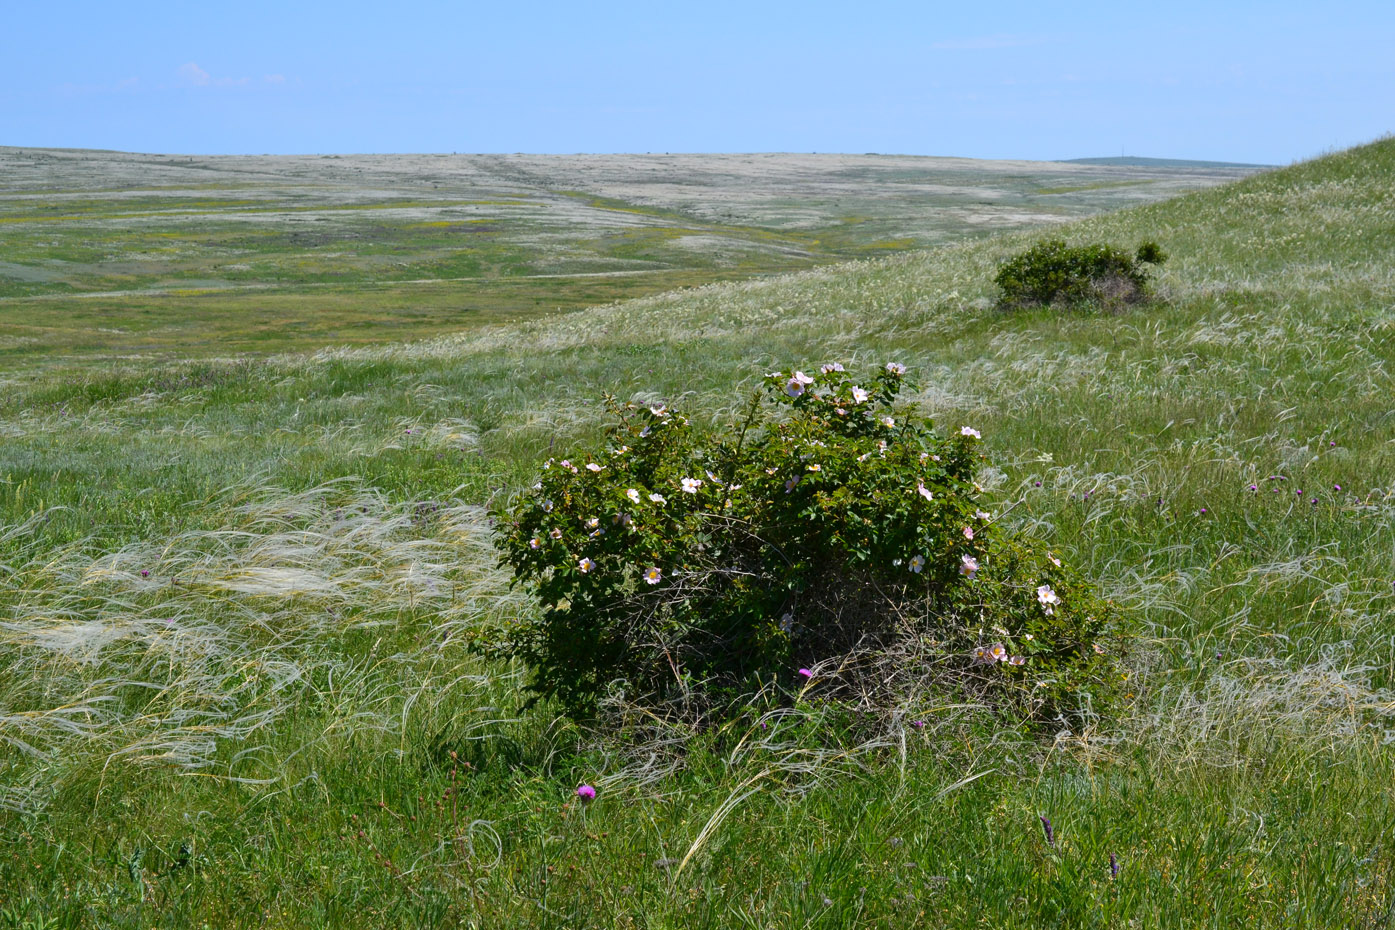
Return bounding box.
[0,480,523,813]
[585,651,1016,802]
[585,660,1011,881]
[1129,646,1395,768]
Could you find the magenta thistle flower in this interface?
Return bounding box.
[798,668,813,679]
[576,784,596,802]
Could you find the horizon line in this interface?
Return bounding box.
[0,144,1276,167]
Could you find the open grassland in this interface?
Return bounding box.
[2,140,1395,927]
[0,148,1255,364]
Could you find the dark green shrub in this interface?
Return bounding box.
[492,363,1128,726]
[1135,240,1167,265]
[994,238,1166,310]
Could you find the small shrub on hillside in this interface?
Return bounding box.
[1134,240,1166,266]
[995,238,1166,310]
[493,363,1127,727]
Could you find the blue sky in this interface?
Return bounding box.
[3,1,1392,163]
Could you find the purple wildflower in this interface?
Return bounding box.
[798,668,813,679]
[140,570,150,578]
[1109,852,1119,879]
[576,784,596,802]
[911,720,926,729]
[1039,815,1055,848]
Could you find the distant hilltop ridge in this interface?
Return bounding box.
[1062,155,1273,169]
[4,145,1272,168]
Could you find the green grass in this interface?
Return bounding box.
[2,139,1394,927]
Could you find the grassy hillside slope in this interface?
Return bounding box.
[1,139,1394,927]
[0,147,1256,362]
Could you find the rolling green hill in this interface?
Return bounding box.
[1063,155,1272,168]
[1,138,1393,927]
[0,147,1258,364]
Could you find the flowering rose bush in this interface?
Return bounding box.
[493,363,1127,726]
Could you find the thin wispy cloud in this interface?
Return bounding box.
[177,62,210,86]
[175,63,277,89]
[931,34,1045,51]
